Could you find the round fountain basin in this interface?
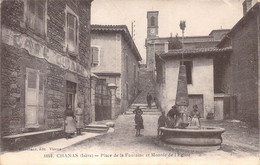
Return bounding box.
[160,126,225,146]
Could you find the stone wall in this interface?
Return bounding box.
[121,35,140,107]
[220,13,258,126]
[1,0,92,136]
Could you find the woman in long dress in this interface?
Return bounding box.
[64,105,76,139]
[75,103,84,135]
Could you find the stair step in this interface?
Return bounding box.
[127,109,160,112]
[86,124,108,129]
[131,104,156,107]
[82,127,109,133]
[128,107,158,110]
[125,111,162,115]
[128,106,158,109]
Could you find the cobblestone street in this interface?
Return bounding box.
[55,113,259,165]
[1,113,259,165]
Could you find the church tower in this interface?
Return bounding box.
[147,11,159,38]
[146,11,159,72]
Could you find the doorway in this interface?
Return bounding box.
[66,81,77,112]
[188,95,204,118]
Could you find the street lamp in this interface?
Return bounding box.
[179,20,186,65]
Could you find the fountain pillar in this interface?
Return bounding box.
[175,65,189,128]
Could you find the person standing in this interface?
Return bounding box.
[189,104,201,128]
[135,109,144,137]
[64,105,76,139]
[166,105,179,128]
[157,111,167,138]
[146,92,152,108]
[75,102,84,135]
[133,106,143,115]
[167,105,179,120]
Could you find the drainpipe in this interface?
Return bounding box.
[257,6,260,128]
[0,0,2,153]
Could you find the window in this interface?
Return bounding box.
[126,55,129,75]
[126,83,129,101]
[65,6,79,53]
[181,61,193,84]
[91,46,100,66]
[151,16,155,26]
[26,0,46,36]
[134,64,136,81]
[25,68,45,128]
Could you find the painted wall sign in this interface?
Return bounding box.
[2,27,90,78]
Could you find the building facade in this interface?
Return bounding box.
[155,0,260,126]
[145,11,229,73]
[216,1,260,126]
[1,0,93,140]
[146,11,230,118]
[156,47,232,118]
[91,25,142,117]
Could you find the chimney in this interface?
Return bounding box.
[243,0,252,16]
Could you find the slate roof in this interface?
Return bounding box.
[158,46,232,58]
[91,25,142,61]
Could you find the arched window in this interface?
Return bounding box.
[151,16,155,26]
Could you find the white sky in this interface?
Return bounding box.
[91,0,246,62]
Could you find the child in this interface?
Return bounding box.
[157,111,167,138]
[75,103,84,135]
[135,109,144,137]
[189,104,201,128]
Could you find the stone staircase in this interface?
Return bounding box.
[125,103,161,115]
[134,68,156,104]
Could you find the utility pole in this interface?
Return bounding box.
[131,20,135,40]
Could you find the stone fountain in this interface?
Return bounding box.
[159,21,225,147]
[159,65,225,146]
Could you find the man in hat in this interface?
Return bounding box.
[166,105,179,128]
[157,111,167,138]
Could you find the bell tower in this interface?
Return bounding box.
[147,11,159,38]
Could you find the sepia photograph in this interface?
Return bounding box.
[0,0,259,164]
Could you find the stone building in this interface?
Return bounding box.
[1,0,93,146]
[155,0,260,126]
[146,11,229,118]
[91,25,142,116]
[145,11,230,73]
[156,47,232,119]
[216,1,260,126]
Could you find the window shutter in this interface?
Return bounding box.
[68,14,75,42]
[38,74,45,124]
[37,1,45,35]
[75,18,78,45]
[28,0,36,29]
[25,69,39,128]
[67,13,77,52]
[27,0,46,35]
[92,47,99,65]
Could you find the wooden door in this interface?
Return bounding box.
[95,80,112,121]
[214,97,224,120]
[66,81,76,112]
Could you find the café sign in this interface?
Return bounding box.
[2,27,90,78]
